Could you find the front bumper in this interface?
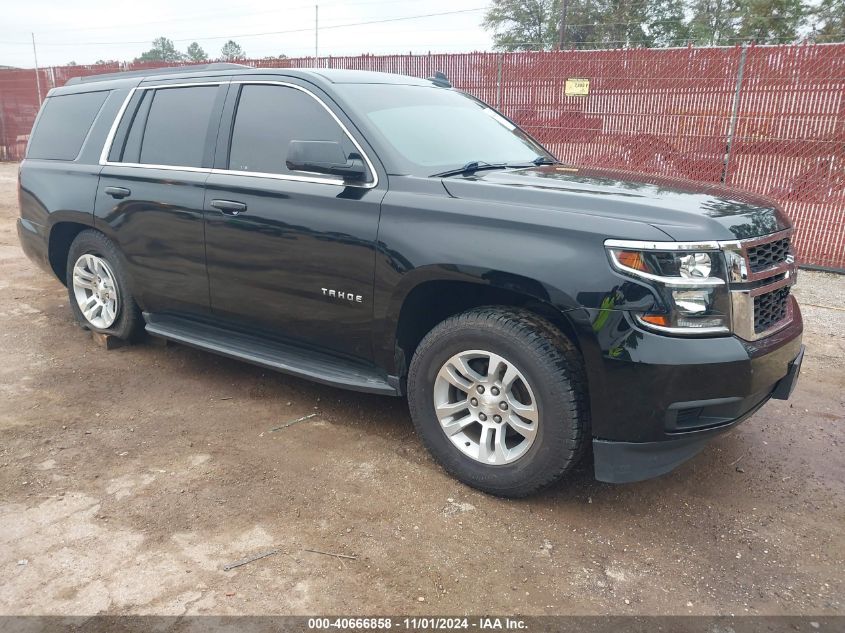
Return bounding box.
[587,301,803,483]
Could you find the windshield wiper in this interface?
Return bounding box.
[432,161,509,178]
[432,157,559,178]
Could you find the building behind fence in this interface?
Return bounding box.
[1,44,843,269]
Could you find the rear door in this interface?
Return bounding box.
[94,80,228,316]
[203,79,386,361]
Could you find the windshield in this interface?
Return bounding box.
[337,84,553,176]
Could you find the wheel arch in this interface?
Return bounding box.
[378,267,597,389]
[47,218,95,286]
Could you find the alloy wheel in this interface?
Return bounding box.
[433,349,539,465]
[71,253,120,329]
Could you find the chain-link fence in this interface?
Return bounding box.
[1,44,843,269]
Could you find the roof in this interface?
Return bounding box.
[304,69,433,86]
[64,63,249,85]
[61,64,437,90]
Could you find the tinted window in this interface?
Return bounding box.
[110,90,153,163]
[138,86,218,167]
[339,84,551,176]
[228,84,356,176]
[27,91,108,160]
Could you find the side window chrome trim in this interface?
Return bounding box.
[99,79,380,189]
[98,81,226,169]
[209,168,345,186]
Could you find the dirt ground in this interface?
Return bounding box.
[0,161,843,616]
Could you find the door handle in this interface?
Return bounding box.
[210,199,247,216]
[104,186,131,199]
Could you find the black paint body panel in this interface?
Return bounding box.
[16,67,804,484]
[203,172,384,359]
[94,165,212,314]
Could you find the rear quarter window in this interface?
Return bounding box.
[27,91,109,160]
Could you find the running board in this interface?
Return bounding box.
[143,313,398,396]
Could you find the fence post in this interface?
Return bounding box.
[723,44,748,184]
[496,52,503,110]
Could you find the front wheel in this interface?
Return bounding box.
[407,307,589,497]
[66,230,143,341]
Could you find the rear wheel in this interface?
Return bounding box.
[407,307,589,497]
[66,230,143,341]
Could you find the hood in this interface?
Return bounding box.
[440,165,790,241]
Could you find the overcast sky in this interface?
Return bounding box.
[1,0,495,67]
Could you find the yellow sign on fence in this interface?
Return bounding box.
[565,78,590,96]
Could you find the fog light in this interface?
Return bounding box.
[679,253,712,278]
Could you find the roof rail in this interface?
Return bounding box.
[65,63,251,86]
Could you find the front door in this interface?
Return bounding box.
[203,80,384,361]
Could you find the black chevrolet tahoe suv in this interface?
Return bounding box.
[17,64,804,496]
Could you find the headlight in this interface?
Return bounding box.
[679,253,711,278]
[605,240,731,336]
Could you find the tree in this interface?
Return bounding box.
[559,0,605,47]
[220,40,246,61]
[811,0,845,42]
[736,0,805,43]
[483,0,693,49]
[483,0,560,50]
[186,42,208,62]
[134,37,186,63]
[643,0,691,46]
[481,0,823,48]
[686,0,741,45]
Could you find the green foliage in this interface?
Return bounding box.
[737,0,806,43]
[686,0,740,45]
[483,0,701,49]
[483,0,839,48]
[220,40,246,61]
[482,0,559,50]
[134,37,186,63]
[186,42,208,62]
[644,0,692,46]
[812,0,845,42]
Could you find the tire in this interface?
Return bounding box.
[407,307,589,497]
[66,230,144,341]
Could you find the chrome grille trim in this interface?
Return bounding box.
[718,228,794,284]
[719,229,796,341]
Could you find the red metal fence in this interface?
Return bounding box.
[1,45,843,269]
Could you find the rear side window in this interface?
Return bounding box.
[228,84,356,176]
[134,86,218,167]
[27,91,108,160]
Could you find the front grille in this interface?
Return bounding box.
[754,286,790,333]
[747,237,791,273]
[724,230,795,341]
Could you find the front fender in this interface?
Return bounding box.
[371,260,601,378]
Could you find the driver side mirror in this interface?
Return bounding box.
[286,140,367,183]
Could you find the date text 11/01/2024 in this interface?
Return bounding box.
[307,617,527,630]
